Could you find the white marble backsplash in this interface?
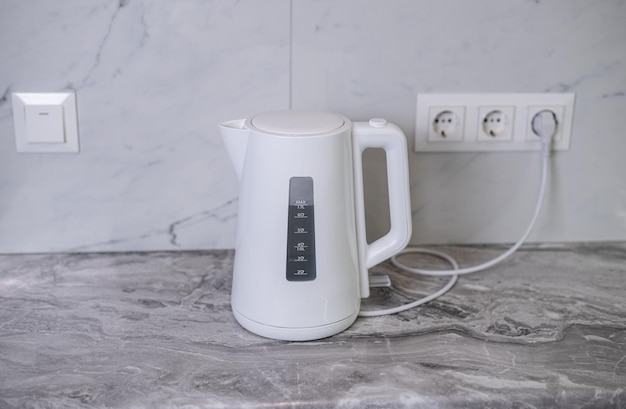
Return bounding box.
[0,0,289,252]
[0,0,625,253]
[292,0,626,244]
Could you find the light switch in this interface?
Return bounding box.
[24,104,65,143]
[12,92,79,153]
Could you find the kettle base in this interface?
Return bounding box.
[232,308,358,341]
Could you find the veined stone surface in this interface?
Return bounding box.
[0,243,624,408]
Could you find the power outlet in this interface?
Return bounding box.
[428,107,465,142]
[478,106,514,141]
[415,93,575,152]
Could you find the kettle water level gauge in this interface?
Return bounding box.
[286,177,316,281]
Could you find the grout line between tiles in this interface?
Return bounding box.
[289,0,293,109]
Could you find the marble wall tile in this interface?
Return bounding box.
[292,0,626,244]
[1,0,625,253]
[0,0,290,252]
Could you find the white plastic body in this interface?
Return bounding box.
[415,93,575,152]
[12,92,79,153]
[219,111,411,341]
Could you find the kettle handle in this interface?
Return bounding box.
[352,120,412,298]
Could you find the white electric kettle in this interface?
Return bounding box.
[220,110,411,341]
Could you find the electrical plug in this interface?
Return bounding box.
[531,110,558,155]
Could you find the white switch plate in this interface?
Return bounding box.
[415,93,575,152]
[12,92,80,153]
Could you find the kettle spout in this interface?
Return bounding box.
[219,119,248,181]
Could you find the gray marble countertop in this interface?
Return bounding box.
[0,243,625,408]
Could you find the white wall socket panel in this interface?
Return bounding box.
[12,92,80,153]
[415,93,575,152]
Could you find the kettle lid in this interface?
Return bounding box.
[250,110,345,136]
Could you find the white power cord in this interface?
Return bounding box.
[358,249,459,317]
[359,110,558,317]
